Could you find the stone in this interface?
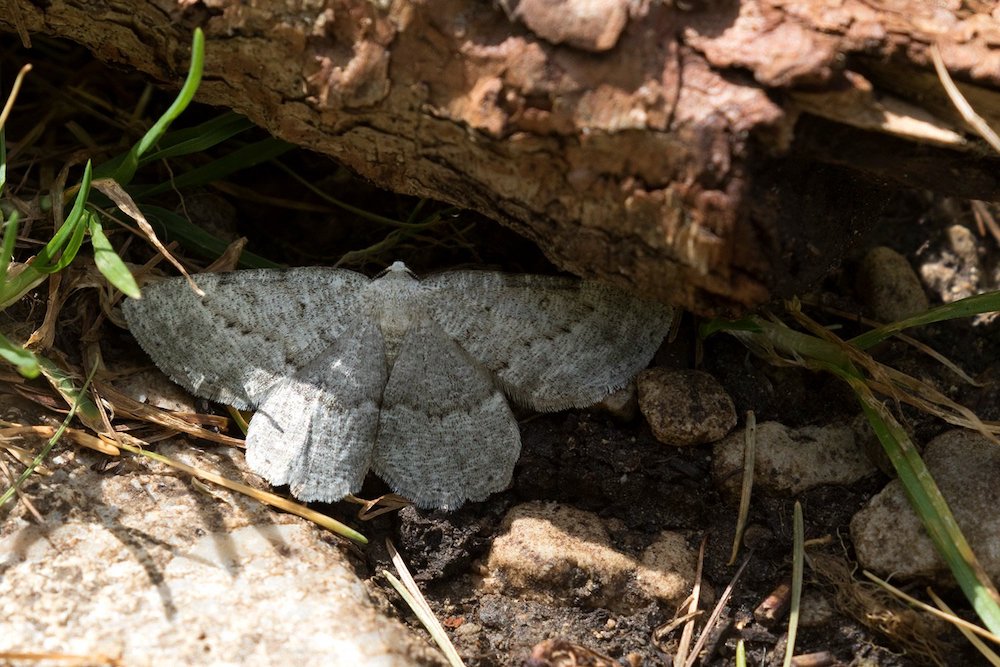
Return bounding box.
[797,591,836,628]
[634,532,700,604]
[919,224,984,305]
[637,369,736,446]
[595,382,639,421]
[850,430,1000,581]
[856,246,929,322]
[712,421,877,497]
[483,502,699,613]
[0,440,439,667]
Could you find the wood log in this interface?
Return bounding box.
[3,0,998,315]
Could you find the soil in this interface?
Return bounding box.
[3,38,1000,667]
[357,317,997,667]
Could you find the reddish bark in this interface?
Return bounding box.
[3,0,998,314]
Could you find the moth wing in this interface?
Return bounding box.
[371,317,519,510]
[422,271,672,411]
[244,315,388,502]
[123,268,371,409]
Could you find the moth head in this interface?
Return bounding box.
[380,261,415,278]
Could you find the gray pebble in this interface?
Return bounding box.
[851,429,1000,582]
[712,421,877,497]
[637,368,736,446]
[857,246,929,322]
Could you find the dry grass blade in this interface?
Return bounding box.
[799,297,983,387]
[0,362,96,511]
[971,201,1000,247]
[653,610,703,644]
[346,492,412,520]
[729,411,756,566]
[0,63,32,129]
[927,588,1000,665]
[683,553,752,667]
[96,381,244,448]
[807,552,949,665]
[787,307,1000,444]
[111,432,367,544]
[0,455,43,521]
[92,178,204,296]
[384,538,466,667]
[865,370,999,441]
[1,424,119,456]
[0,651,120,666]
[931,44,1000,153]
[675,536,708,665]
[862,571,1000,647]
[0,441,53,472]
[204,236,248,273]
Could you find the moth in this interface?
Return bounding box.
[123,262,672,509]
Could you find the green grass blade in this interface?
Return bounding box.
[134,29,205,158]
[0,162,94,308]
[0,209,18,285]
[0,360,96,512]
[42,200,89,274]
[0,331,39,378]
[715,309,1000,636]
[33,160,93,271]
[783,501,804,667]
[94,28,206,183]
[36,355,103,430]
[139,205,280,268]
[88,213,140,298]
[138,112,256,164]
[847,376,1000,634]
[133,138,295,198]
[851,291,1000,350]
[1,128,7,195]
[699,317,762,339]
[0,269,45,310]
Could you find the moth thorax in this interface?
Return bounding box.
[378,305,418,366]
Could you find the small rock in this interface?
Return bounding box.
[850,430,1000,581]
[484,502,698,612]
[919,224,983,304]
[797,591,836,628]
[712,421,877,497]
[740,524,774,550]
[857,246,929,322]
[634,532,700,604]
[595,383,639,421]
[454,622,481,637]
[637,369,736,446]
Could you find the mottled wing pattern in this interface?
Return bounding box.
[371,316,520,509]
[123,268,371,409]
[245,315,387,502]
[421,271,673,411]
[125,263,671,510]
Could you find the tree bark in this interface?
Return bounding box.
[3,0,998,315]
